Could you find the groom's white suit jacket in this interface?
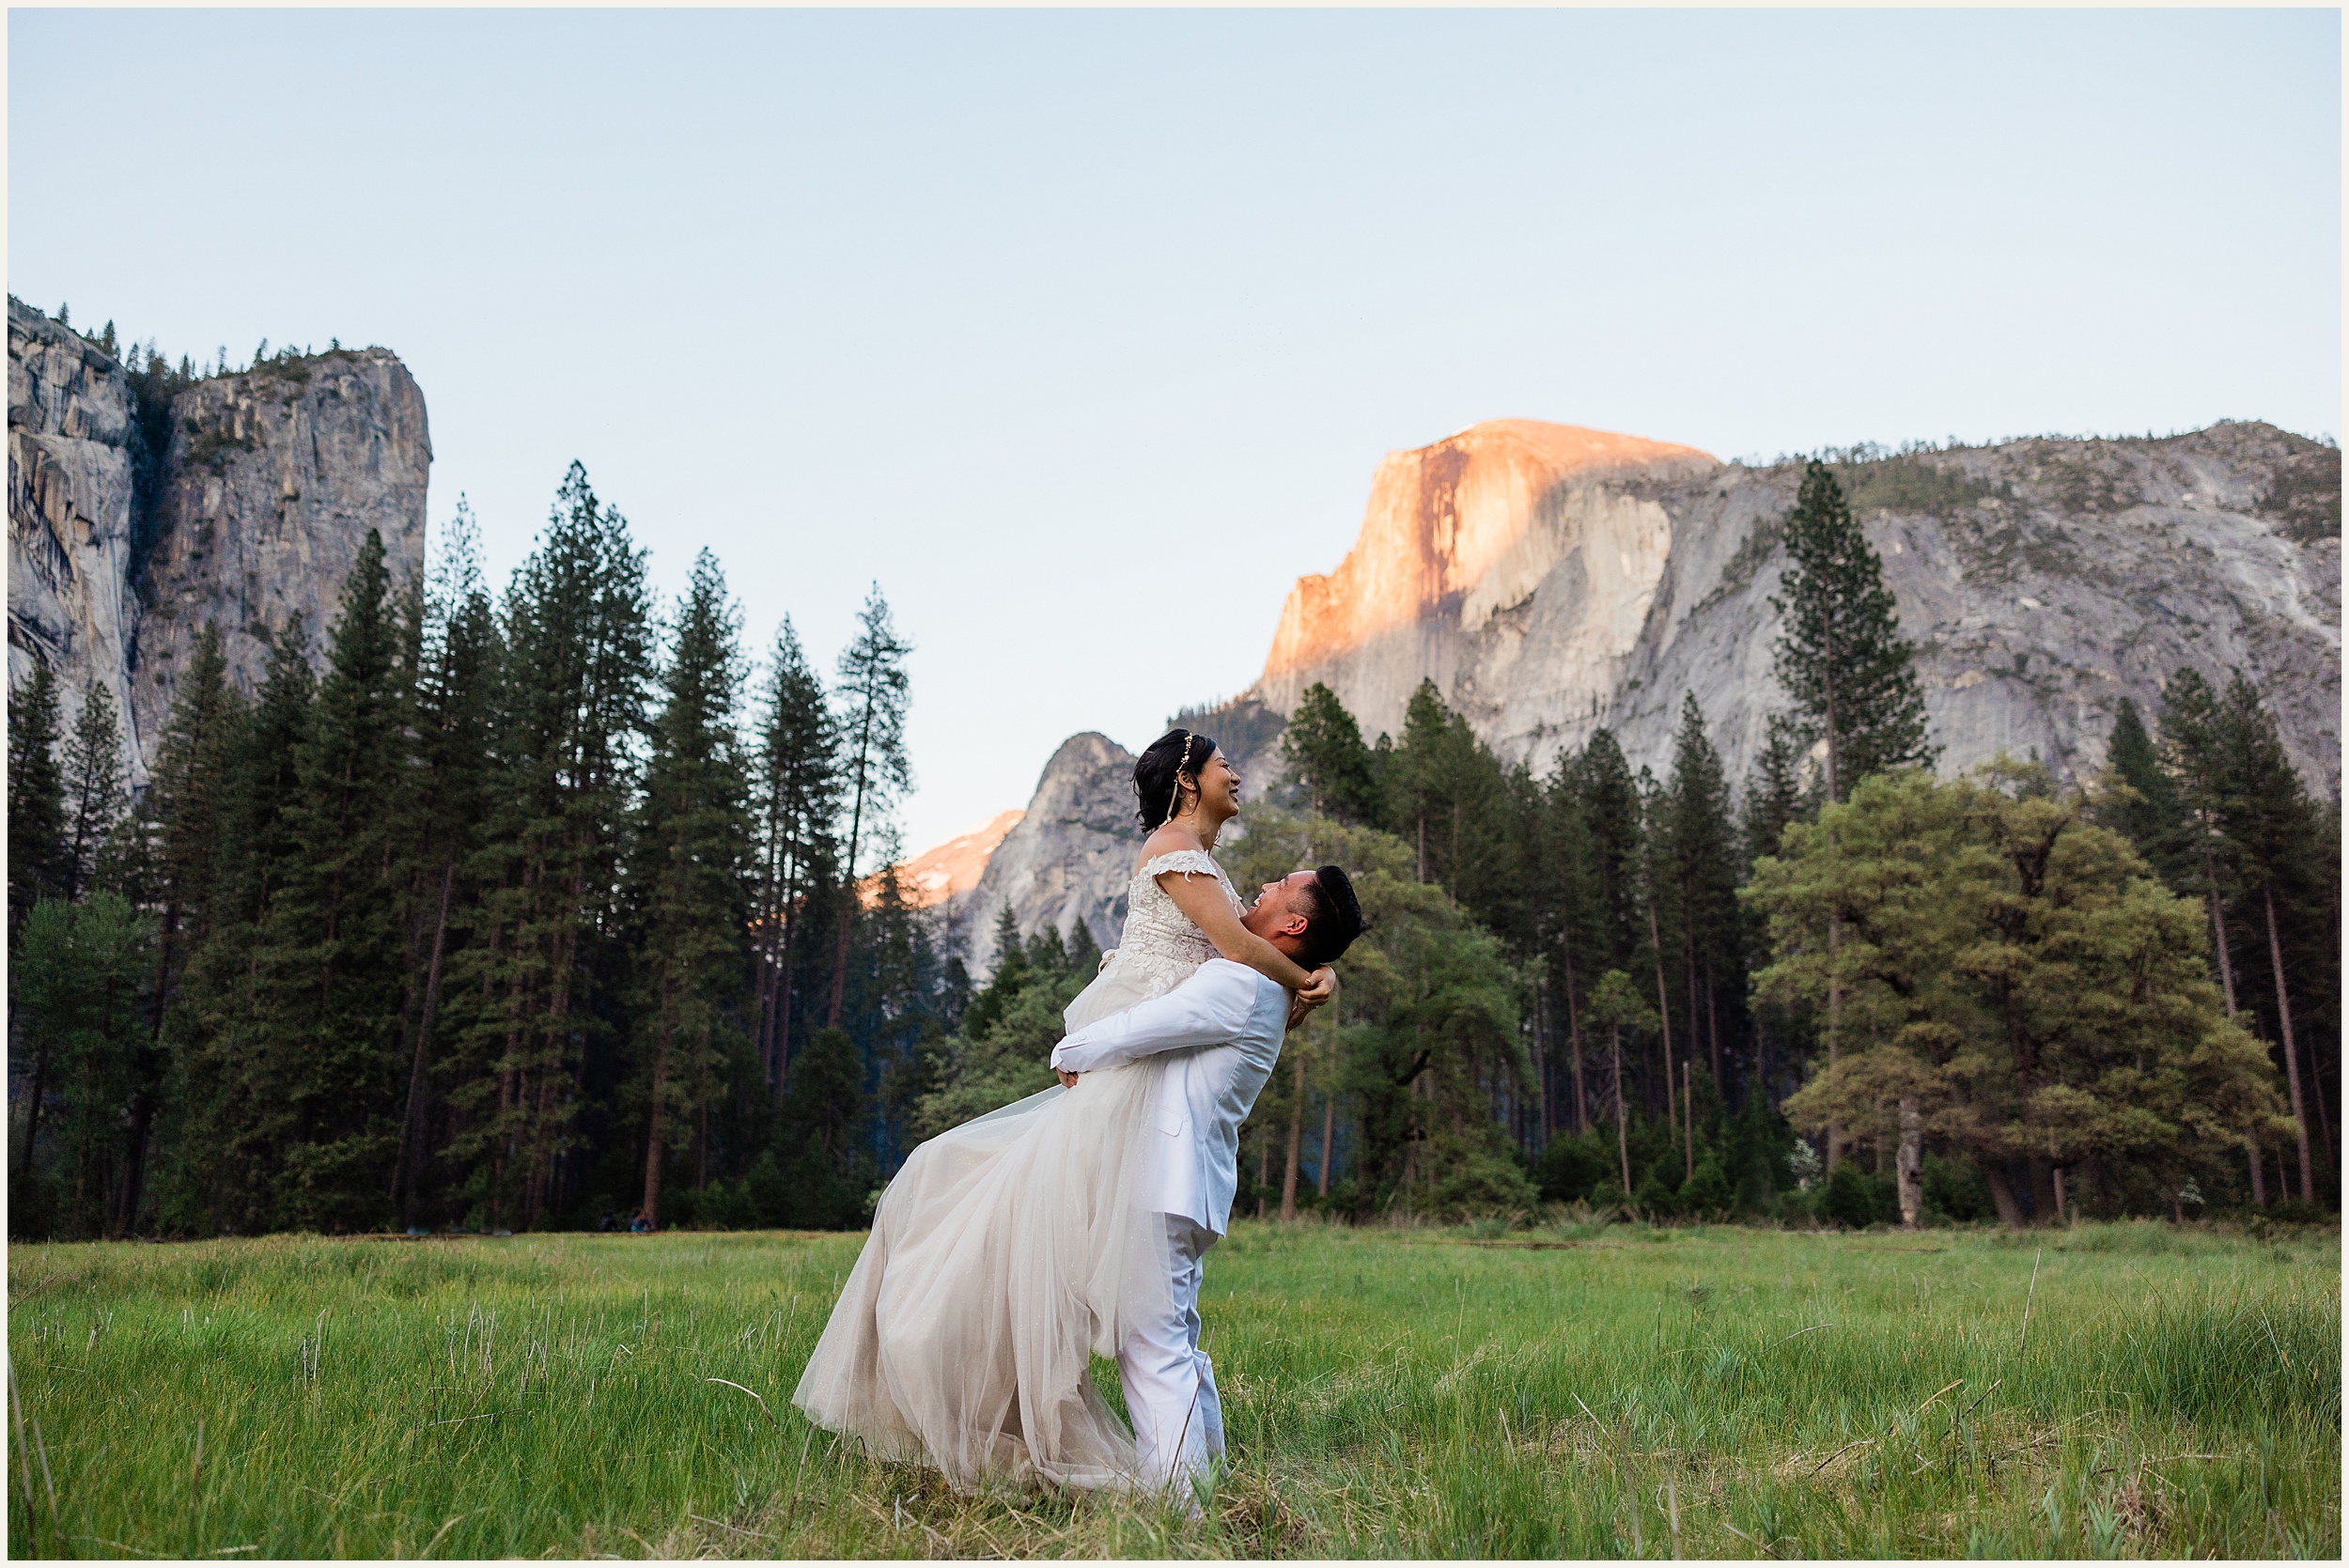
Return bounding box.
[1050,957,1286,1237]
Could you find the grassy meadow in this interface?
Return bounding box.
[6,1216,2338,1559]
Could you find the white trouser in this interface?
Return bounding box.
[1118,1214,1223,1493]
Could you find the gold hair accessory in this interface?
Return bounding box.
[1168,733,1195,824]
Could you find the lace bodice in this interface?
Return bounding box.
[1101,848,1241,998]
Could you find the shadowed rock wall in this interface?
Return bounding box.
[7,300,429,782]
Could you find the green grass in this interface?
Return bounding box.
[8,1217,2338,1558]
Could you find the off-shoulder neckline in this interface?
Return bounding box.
[1133,848,1224,881]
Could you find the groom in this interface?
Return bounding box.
[1050,864,1364,1498]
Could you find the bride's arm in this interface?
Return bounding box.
[1158,871,1334,1000]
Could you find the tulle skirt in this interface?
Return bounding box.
[790,955,1187,1492]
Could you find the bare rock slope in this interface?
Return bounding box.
[948,732,1140,980]
[7,300,429,776]
[8,301,143,769]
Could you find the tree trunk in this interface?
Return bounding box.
[1559,937,1588,1135]
[116,893,187,1235]
[18,1044,50,1183]
[392,861,457,1222]
[1612,1025,1631,1195]
[2263,884,2313,1202]
[2206,866,2238,1015]
[1826,912,1845,1172]
[830,685,879,1029]
[1895,1098,1921,1230]
[1280,1056,1307,1221]
[1253,1121,1270,1219]
[2051,1165,2068,1225]
[1317,1090,1337,1198]
[1983,1161,2027,1230]
[2248,1135,2267,1206]
[1648,900,1674,1110]
[1704,969,1723,1102]
[1682,1058,1694,1182]
[772,885,799,1104]
[2029,1154,2058,1228]
[643,996,675,1227]
[115,1093,157,1236]
[1531,1017,1549,1145]
[2306,1038,2334,1182]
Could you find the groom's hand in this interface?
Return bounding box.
[1056,1068,1080,1089]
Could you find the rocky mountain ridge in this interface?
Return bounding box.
[8,300,429,778]
[948,417,2339,970]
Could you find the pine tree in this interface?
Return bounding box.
[1568,729,1643,970]
[1281,682,1377,822]
[1541,753,1607,1137]
[2099,696,2188,883]
[1769,459,1932,1167]
[826,585,912,1028]
[162,618,316,1232]
[1662,693,1742,1092]
[11,893,152,1234]
[59,682,130,901]
[630,551,755,1227]
[1769,458,1935,801]
[751,617,840,1102]
[775,1026,874,1227]
[856,848,952,1164]
[243,529,414,1229]
[1386,679,1449,882]
[1741,713,1807,871]
[1738,712,1807,1106]
[1587,970,1659,1201]
[2156,669,2248,1018]
[8,660,69,926]
[217,619,319,928]
[1635,765,1678,1119]
[389,505,503,1226]
[2215,673,2330,1201]
[115,624,243,1232]
[450,463,651,1230]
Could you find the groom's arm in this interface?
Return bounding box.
[1050,962,1261,1075]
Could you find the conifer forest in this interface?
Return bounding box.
[8,461,2341,1238]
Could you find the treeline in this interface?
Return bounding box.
[8,458,2338,1238]
[1242,459,2339,1225]
[8,466,960,1239]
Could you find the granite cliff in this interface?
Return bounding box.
[1261,417,2340,795]
[947,417,2340,964]
[7,300,429,778]
[948,732,1141,979]
[8,302,144,773]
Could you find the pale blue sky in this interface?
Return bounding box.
[10,8,2340,856]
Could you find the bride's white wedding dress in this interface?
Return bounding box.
[791,848,1241,1491]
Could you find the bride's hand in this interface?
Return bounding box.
[1056,1069,1079,1089]
[1297,967,1338,1006]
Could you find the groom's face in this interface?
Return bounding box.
[1242,871,1316,947]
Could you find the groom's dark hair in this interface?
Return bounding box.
[1293,865,1364,969]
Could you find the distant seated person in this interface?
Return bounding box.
[628,1207,651,1234]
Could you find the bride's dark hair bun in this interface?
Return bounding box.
[1134,728,1217,832]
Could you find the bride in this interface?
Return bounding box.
[791,727,1335,1492]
